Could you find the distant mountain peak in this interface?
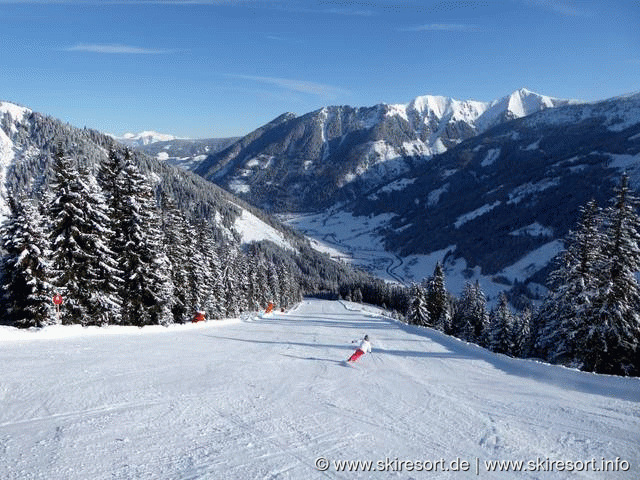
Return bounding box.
[110,130,186,147]
[383,89,577,133]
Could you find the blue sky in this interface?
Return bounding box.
[0,0,638,138]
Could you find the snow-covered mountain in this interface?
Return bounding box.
[196,88,576,211]
[110,130,182,147]
[286,93,640,303]
[192,90,640,303]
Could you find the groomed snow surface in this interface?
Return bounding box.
[1,300,639,479]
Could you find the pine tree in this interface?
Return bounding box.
[46,148,121,325]
[353,287,363,304]
[434,306,453,334]
[426,263,450,332]
[246,254,261,312]
[407,283,430,326]
[206,242,224,319]
[471,281,490,346]
[581,175,640,375]
[511,307,532,358]
[233,251,249,313]
[76,167,123,325]
[117,158,173,326]
[46,146,81,324]
[1,197,54,327]
[277,262,297,308]
[267,263,281,307]
[98,147,124,216]
[195,221,225,320]
[98,147,127,264]
[220,245,240,317]
[489,293,514,355]
[160,194,192,323]
[455,281,489,344]
[254,256,271,311]
[191,220,214,315]
[537,199,604,363]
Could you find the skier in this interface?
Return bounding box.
[347,334,372,362]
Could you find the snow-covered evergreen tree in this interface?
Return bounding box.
[196,222,225,320]
[510,307,532,358]
[407,283,430,326]
[426,263,450,332]
[160,194,192,323]
[1,197,54,327]
[277,262,298,308]
[98,147,124,217]
[352,287,363,304]
[581,175,640,375]
[536,199,604,362]
[188,221,213,316]
[220,245,240,317]
[254,256,271,312]
[433,302,452,333]
[76,167,124,325]
[207,242,225,319]
[454,281,489,344]
[246,254,261,312]
[46,148,122,325]
[489,293,514,355]
[233,251,250,313]
[116,158,173,326]
[267,263,281,307]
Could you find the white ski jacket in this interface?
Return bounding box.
[358,339,372,354]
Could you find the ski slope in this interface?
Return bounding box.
[1,299,639,479]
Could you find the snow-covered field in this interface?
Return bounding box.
[1,299,639,479]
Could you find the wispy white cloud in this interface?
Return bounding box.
[398,23,480,32]
[227,74,350,100]
[64,43,181,54]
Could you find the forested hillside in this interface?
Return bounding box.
[0,102,398,327]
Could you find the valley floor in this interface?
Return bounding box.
[1,300,639,479]
[281,211,563,303]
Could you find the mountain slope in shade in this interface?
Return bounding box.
[195,89,576,212]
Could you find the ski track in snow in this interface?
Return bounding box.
[1,299,639,479]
